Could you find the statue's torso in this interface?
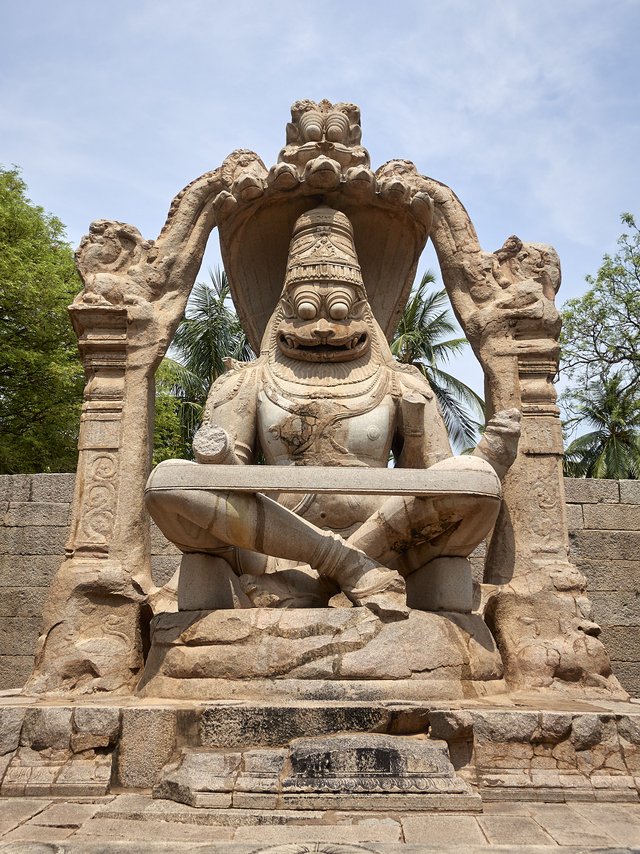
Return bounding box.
[256,370,396,534]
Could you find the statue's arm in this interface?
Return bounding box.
[193,365,258,464]
[394,368,452,468]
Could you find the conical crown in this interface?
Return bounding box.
[283,207,366,294]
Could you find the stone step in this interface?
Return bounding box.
[153,733,482,811]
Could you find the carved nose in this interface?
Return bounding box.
[312,319,334,341]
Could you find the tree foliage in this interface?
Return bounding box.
[152,269,253,464]
[0,167,83,473]
[563,375,640,479]
[561,213,640,477]
[561,213,640,408]
[391,271,485,452]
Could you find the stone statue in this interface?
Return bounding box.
[25,98,622,700]
[145,205,521,621]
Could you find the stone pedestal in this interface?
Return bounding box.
[153,733,481,811]
[3,694,640,805]
[137,607,506,701]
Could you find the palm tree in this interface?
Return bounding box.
[391,271,485,452]
[153,269,253,462]
[563,375,640,478]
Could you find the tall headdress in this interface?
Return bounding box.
[282,207,366,298]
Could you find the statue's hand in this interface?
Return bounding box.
[193,424,238,464]
[472,408,521,480]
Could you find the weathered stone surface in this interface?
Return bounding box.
[472,711,539,743]
[138,607,504,699]
[0,587,48,617]
[601,627,640,662]
[537,713,573,743]
[54,754,113,796]
[0,619,42,656]
[0,475,32,504]
[570,529,640,561]
[2,502,70,528]
[282,734,465,794]
[478,813,556,844]
[29,473,75,503]
[0,526,67,556]
[151,554,181,588]
[621,480,640,505]
[584,503,640,531]
[117,709,177,789]
[0,554,62,588]
[591,591,640,626]
[20,708,72,752]
[565,502,584,530]
[153,750,242,806]
[564,478,620,504]
[235,748,288,793]
[199,704,393,748]
[0,708,25,755]
[0,655,35,690]
[570,715,603,750]
[28,801,103,827]
[577,559,640,592]
[615,662,640,697]
[401,813,487,846]
[71,707,120,752]
[428,709,473,741]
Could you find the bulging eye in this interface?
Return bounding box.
[298,301,317,320]
[329,301,349,320]
[325,113,349,143]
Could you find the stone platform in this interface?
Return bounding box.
[2,690,640,809]
[138,607,505,701]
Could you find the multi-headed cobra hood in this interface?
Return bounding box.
[215,100,434,354]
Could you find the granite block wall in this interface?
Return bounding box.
[1,473,639,695]
[565,478,640,696]
[0,474,180,690]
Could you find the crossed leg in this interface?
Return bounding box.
[145,487,408,617]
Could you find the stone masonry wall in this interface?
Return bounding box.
[0,474,181,690]
[565,478,640,697]
[1,473,639,694]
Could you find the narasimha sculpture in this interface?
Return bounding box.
[145,205,521,620]
[26,99,621,699]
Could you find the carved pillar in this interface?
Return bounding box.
[485,346,569,584]
[26,171,222,696]
[67,305,129,559]
[26,305,151,695]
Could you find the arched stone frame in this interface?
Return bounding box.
[26,102,621,698]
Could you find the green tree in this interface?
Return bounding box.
[563,375,640,479]
[152,269,252,464]
[0,167,83,473]
[561,213,640,405]
[391,271,484,451]
[561,213,640,475]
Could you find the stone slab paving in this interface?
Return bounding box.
[0,795,639,850]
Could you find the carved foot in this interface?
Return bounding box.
[342,561,409,620]
[239,567,337,609]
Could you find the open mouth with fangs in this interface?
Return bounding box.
[277,331,369,362]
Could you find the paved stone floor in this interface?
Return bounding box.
[0,795,639,852]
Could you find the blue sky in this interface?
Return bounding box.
[2,0,639,396]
